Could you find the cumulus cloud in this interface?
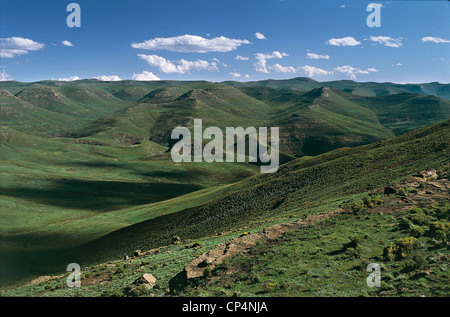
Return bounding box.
[370,36,402,48]
[0,69,13,81]
[245,74,250,79]
[334,65,378,80]
[255,32,267,40]
[0,37,45,58]
[235,55,249,61]
[132,71,160,81]
[56,76,80,81]
[254,51,288,73]
[92,75,121,81]
[269,64,297,73]
[300,65,332,77]
[131,34,250,53]
[62,40,73,47]
[326,37,361,47]
[138,54,218,74]
[306,52,330,60]
[230,72,241,78]
[422,36,450,44]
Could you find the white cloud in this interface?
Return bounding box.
[131,34,250,53]
[340,5,346,8]
[422,36,450,44]
[62,40,73,47]
[255,32,267,40]
[326,37,361,47]
[269,64,297,73]
[300,65,332,77]
[0,69,13,81]
[92,75,121,81]
[334,65,378,80]
[56,76,80,81]
[235,55,249,61]
[254,51,288,73]
[138,54,218,74]
[393,63,402,67]
[306,52,330,60]
[245,74,250,79]
[230,72,241,78]
[132,71,160,81]
[0,37,45,58]
[370,36,402,48]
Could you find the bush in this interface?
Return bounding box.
[263,282,278,293]
[428,221,449,240]
[383,237,419,260]
[402,254,427,272]
[409,225,425,237]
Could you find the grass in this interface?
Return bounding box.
[0,78,449,294]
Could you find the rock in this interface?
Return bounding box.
[172,236,181,244]
[133,273,156,287]
[414,170,438,179]
[124,255,129,260]
[133,250,141,257]
[384,186,396,195]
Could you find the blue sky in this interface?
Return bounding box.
[0,0,449,83]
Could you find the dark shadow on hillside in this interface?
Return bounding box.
[2,178,203,211]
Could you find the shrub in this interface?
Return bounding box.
[402,254,427,272]
[383,237,419,260]
[340,200,366,213]
[428,221,449,240]
[410,213,430,226]
[409,225,425,237]
[263,282,278,293]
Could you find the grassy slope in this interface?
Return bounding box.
[0,126,259,287]
[60,120,449,269]
[2,121,448,297]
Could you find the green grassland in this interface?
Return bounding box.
[0,78,449,294]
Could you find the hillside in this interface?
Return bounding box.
[2,80,449,157]
[1,78,449,291]
[1,120,448,297]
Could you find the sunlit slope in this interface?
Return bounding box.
[77,120,449,264]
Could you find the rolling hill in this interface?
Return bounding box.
[0,78,449,290]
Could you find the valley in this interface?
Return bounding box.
[0,77,449,294]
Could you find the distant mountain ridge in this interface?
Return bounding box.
[1,78,449,157]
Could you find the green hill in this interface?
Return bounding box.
[16,119,445,279]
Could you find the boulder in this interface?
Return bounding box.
[414,170,438,179]
[133,273,156,288]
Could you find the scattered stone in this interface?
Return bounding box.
[133,273,156,288]
[124,255,129,260]
[133,250,141,257]
[172,236,181,244]
[414,170,438,179]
